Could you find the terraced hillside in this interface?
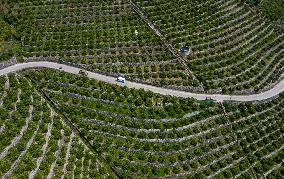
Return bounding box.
[6,0,200,91]
[0,74,116,178]
[0,2,20,63]
[3,0,281,94]
[22,68,284,178]
[134,0,284,94]
[1,0,283,178]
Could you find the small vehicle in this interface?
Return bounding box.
[79,70,88,76]
[116,76,126,83]
[59,67,63,70]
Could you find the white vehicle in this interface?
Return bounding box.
[117,76,126,83]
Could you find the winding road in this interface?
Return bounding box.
[0,62,283,102]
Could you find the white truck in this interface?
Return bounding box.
[116,76,126,84]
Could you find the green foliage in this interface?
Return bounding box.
[0,18,13,42]
[1,0,284,177]
[0,1,22,62]
[23,68,284,178]
[0,73,115,178]
[1,0,283,93]
[135,0,284,94]
[244,0,261,6]
[259,0,284,22]
[0,17,20,62]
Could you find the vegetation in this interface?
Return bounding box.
[0,74,115,178]
[244,0,284,22]
[0,0,282,94]
[244,0,261,6]
[22,68,284,178]
[259,0,284,22]
[135,0,284,94]
[1,0,283,178]
[5,0,200,90]
[0,2,20,62]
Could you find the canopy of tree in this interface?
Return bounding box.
[259,0,284,22]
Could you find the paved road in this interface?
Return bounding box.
[0,62,283,102]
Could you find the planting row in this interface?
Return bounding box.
[25,68,284,178]
[0,73,115,178]
[134,0,284,93]
[8,0,200,89]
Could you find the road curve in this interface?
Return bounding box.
[0,62,283,102]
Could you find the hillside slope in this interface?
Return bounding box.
[21,68,284,178]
